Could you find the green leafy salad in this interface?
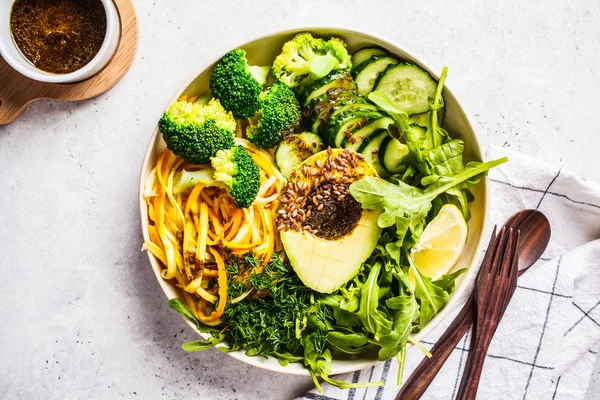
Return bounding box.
[156,32,507,391]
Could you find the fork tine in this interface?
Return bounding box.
[481,226,498,268]
[483,228,514,311]
[508,230,520,280]
[476,226,499,287]
[490,227,510,276]
[497,229,520,312]
[475,228,516,331]
[499,228,516,276]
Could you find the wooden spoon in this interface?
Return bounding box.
[395,209,550,399]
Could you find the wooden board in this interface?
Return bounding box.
[0,0,138,125]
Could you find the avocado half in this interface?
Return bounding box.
[279,149,381,293]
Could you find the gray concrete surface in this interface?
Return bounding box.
[1,0,599,399]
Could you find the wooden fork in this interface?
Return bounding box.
[455,227,520,400]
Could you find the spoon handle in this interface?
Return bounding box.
[395,296,475,400]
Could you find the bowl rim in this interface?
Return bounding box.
[138,25,490,377]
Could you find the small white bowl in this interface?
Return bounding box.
[0,0,120,83]
[139,27,490,377]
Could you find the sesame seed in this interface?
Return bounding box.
[317,204,324,211]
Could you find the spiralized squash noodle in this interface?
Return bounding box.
[143,138,286,325]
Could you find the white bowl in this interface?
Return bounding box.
[0,0,120,83]
[138,27,490,377]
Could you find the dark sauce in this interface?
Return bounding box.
[10,0,107,75]
[304,181,363,240]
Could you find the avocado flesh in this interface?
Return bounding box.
[280,210,381,293]
[279,149,381,293]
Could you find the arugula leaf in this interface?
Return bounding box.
[396,346,407,385]
[350,157,507,251]
[320,294,363,328]
[433,268,467,292]
[182,333,226,352]
[368,91,411,137]
[273,351,304,367]
[424,139,465,176]
[356,261,393,339]
[377,292,419,360]
[428,66,449,148]
[168,298,216,334]
[303,333,383,393]
[408,256,450,330]
[404,124,434,172]
[326,331,370,355]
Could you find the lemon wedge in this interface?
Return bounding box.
[409,204,468,284]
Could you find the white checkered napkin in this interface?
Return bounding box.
[299,147,600,400]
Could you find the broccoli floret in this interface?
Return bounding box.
[211,145,261,208]
[246,81,301,149]
[209,49,270,119]
[272,33,352,88]
[158,99,236,164]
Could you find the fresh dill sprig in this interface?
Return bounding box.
[222,252,313,357]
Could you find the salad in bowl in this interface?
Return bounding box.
[140,29,507,391]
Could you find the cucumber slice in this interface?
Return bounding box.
[360,131,389,177]
[304,90,360,131]
[379,136,409,174]
[354,56,399,96]
[351,46,388,68]
[316,100,376,140]
[374,64,438,115]
[344,116,394,152]
[330,111,381,148]
[326,99,374,124]
[304,88,357,117]
[323,104,375,143]
[357,129,386,153]
[297,71,357,107]
[275,132,323,179]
